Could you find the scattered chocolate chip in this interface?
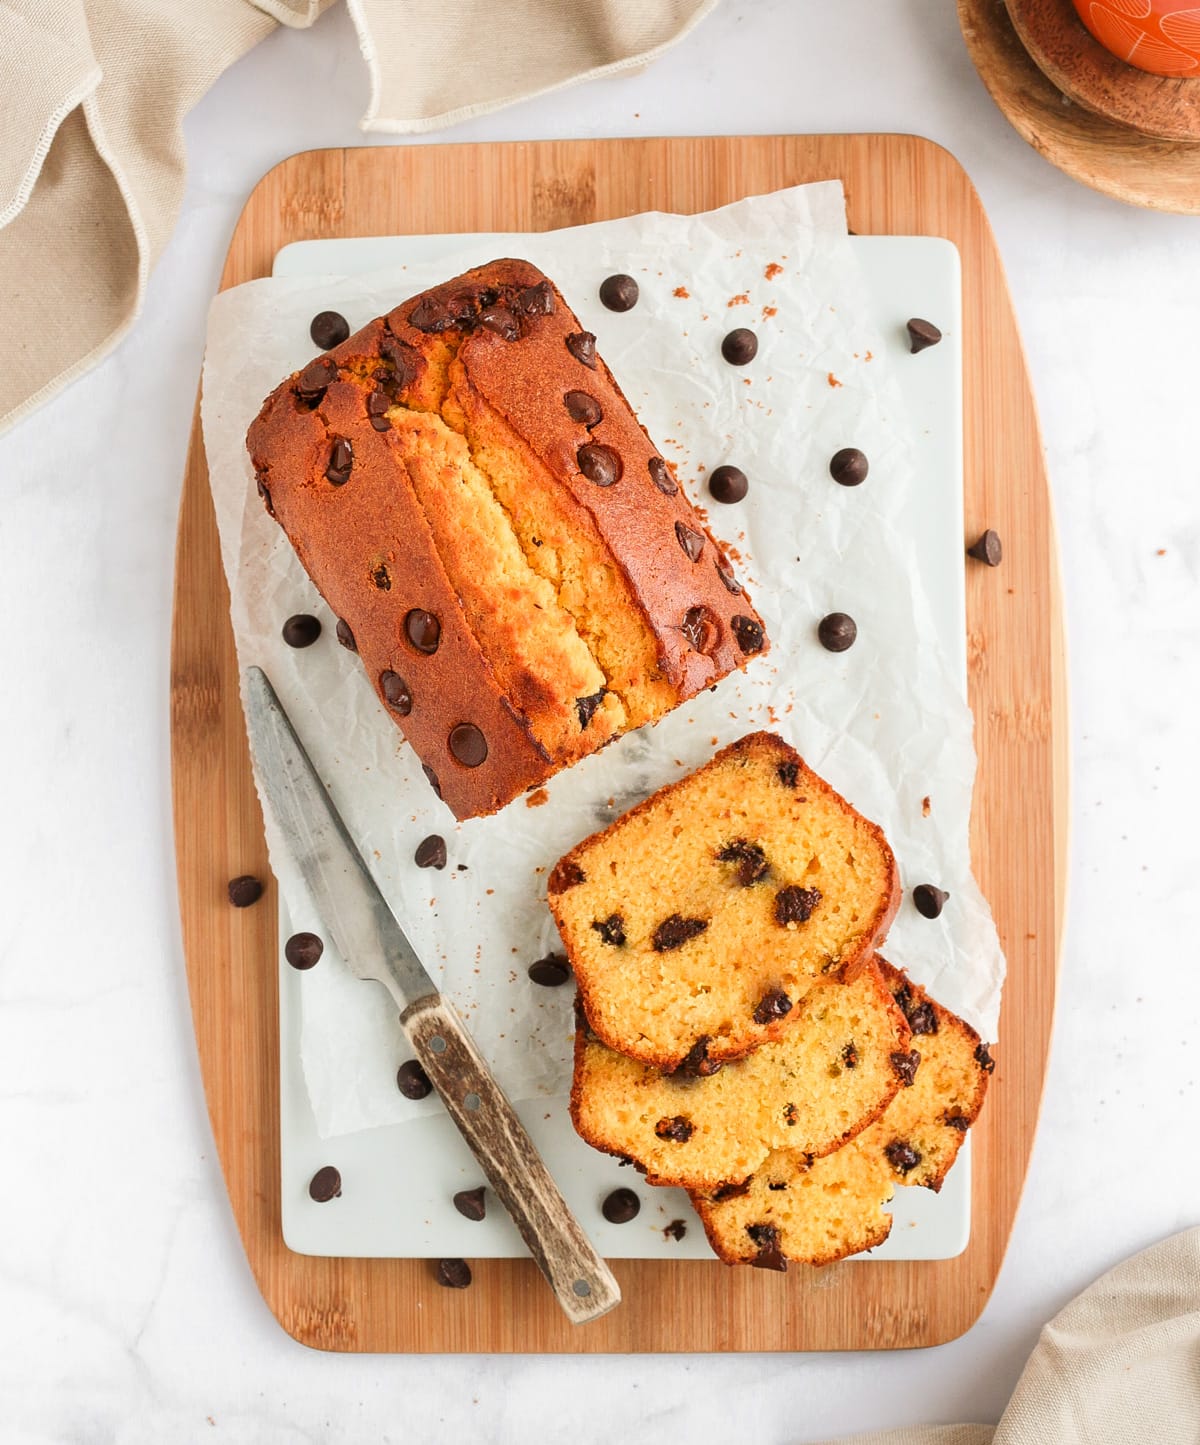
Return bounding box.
[913,884,949,919]
[675,1036,722,1077]
[890,1049,921,1087]
[715,552,742,595]
[753,988,793,1025]
[652,914,708,951]
[842,1041,860,1070]
[227,875,263,908]
[422,763,443,799]
[674,521,705,562]
[747,1223,787,1271]
[335,618,357,652]
[310,310,350,350]
[325,437,353,485]
[681,605,718,654]
[282,613,321,649]
[576,689,607,728]
[448,723,488,768]
[777,760,799,788]
[479,306,519,340]
[404,609,440,654]
[578,442,622,486]
[370,562,391,591]
[366,388,392,431]
[818,612,857,652]
[830,447,869,487]
[308,1165,342,1202]
[285,932,324,970]
[721,327,758,365]
[975,1043,996,1074]
[708,465,748,504]
[601,1187,641,1223]
[453,1187,487,1222]
[967,529,1003,567]
[566,331,597,368]
[655,1115,695,1143]
[907,1000,939,1035]
[295,355,337,401]
[414,834,447,870]
[380,670,412,714]
[663,1218,688,1241]
[564,390,603,428]
[591,914,626,946]
[436,1258,472,1289]
[256,476,274,516]
[884,1140,922,1175]
[599,274,639,312]
[528,953,571,987]
[396,1059,433,1099]
[648,456,678,495]
[774,886,821,926]
[549,858,587,892]
[517,281,555,316]
[907,317,943,354]
[732,615,765,655]
[717,839,769,887]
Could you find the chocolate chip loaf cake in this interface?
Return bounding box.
[571,960,913,1192]
[247,260,767,820]
[692,963,993,1269]
[547,732,901,1071]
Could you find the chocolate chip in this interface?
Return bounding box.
[308,1165,342,1202]
[732,615,764,654]
[436,1258,472,1289]
[414,834,447,870]
[404,609,440,654]
[601,1187,641,1223]
[818,612,857,652]
[396,1059,433,1099]
[652,914,708,951]
[285,932,324,970]
[380,670,412,714]
[907,317,943,354]
[783,1102,798,1126]
[912,884,949,919]
[576,689,607,728]
[591,914,626,946]
[295,355,337,401]
[681,605,718,654]
[715,552,742,595]
[379,330,419,388]
[662,1218,688,1241]
[890,1049,921,1086]
[227,875,263,908]
[578,442,622,486]
[777,760,799,788]
[325,437,353,485]
[256,476,275,516]
[968,529,1002,567]
[528,953,571,987]
[479,306,519,340]
[943,1113,971,1131]
[842,1041,860,1070]
[310,310,350,349]
[654,1115,694,1143]
[712,1179,752,1201]
[566,331,597,368]
[422,763,442,799]
[518,281,555,316]
[767,1181,788,1191]
[753,989,793,1025]
[335,618,357,652]
[366,388,392,431]
[599,274,639,312]
[708,465,748,504]
[830,447,869,486]
[675,1036,722,1077]
[884,1140,922,1175]
[907,1000,938,1036]
[282,614,321,649]
[453,1187,487,1221]
[409,297,458,334]
[975,1043,996,1074]
[747,1223,787,1272]
[674,521,705,562]
[717,839,769,886]
[447,723,487,768]
[564,390,603,427]
[721,328,758,365]
[549,858,586,892]
[371,562,391,591]
[774,885,821,926]
[648,456,678,495]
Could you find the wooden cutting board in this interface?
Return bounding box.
[171,136,1066,1353]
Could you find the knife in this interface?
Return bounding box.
[243,665,620,1325]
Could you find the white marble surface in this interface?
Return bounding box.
[2,1,1198,1440]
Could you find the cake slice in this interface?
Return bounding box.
[570,960,913,1192]
[691,962,993,1269]
[547,732,901,1071]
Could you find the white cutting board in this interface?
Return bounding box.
[271,232,965,1261]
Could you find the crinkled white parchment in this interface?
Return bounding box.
[201,182,1004,1141]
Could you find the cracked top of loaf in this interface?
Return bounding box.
[247,259,767,820]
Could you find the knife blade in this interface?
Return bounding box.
[243,666,620,1325]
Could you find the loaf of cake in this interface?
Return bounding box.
[691,963,993,1269]
[246,260,767,820]
[571,960,913,1191]
[547,732,901,1071]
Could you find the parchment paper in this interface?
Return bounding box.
[201,182,1005,1140]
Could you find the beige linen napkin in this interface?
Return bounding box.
[0,0,716,437]
[834,1225,1200,1445]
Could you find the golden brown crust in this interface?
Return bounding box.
[246,259,766,820]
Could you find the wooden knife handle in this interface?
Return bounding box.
[401,993,621,1326]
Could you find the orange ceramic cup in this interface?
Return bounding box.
[1072,0,1200,76]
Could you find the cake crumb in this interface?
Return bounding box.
[526,787,550,808]
[673,285,690,298]
[727,293,750,307]
[1156,548,1167,556]
[922,796,932,817]
[764,262,783,280]
[762,305,777,319]
[827,372,843,388]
